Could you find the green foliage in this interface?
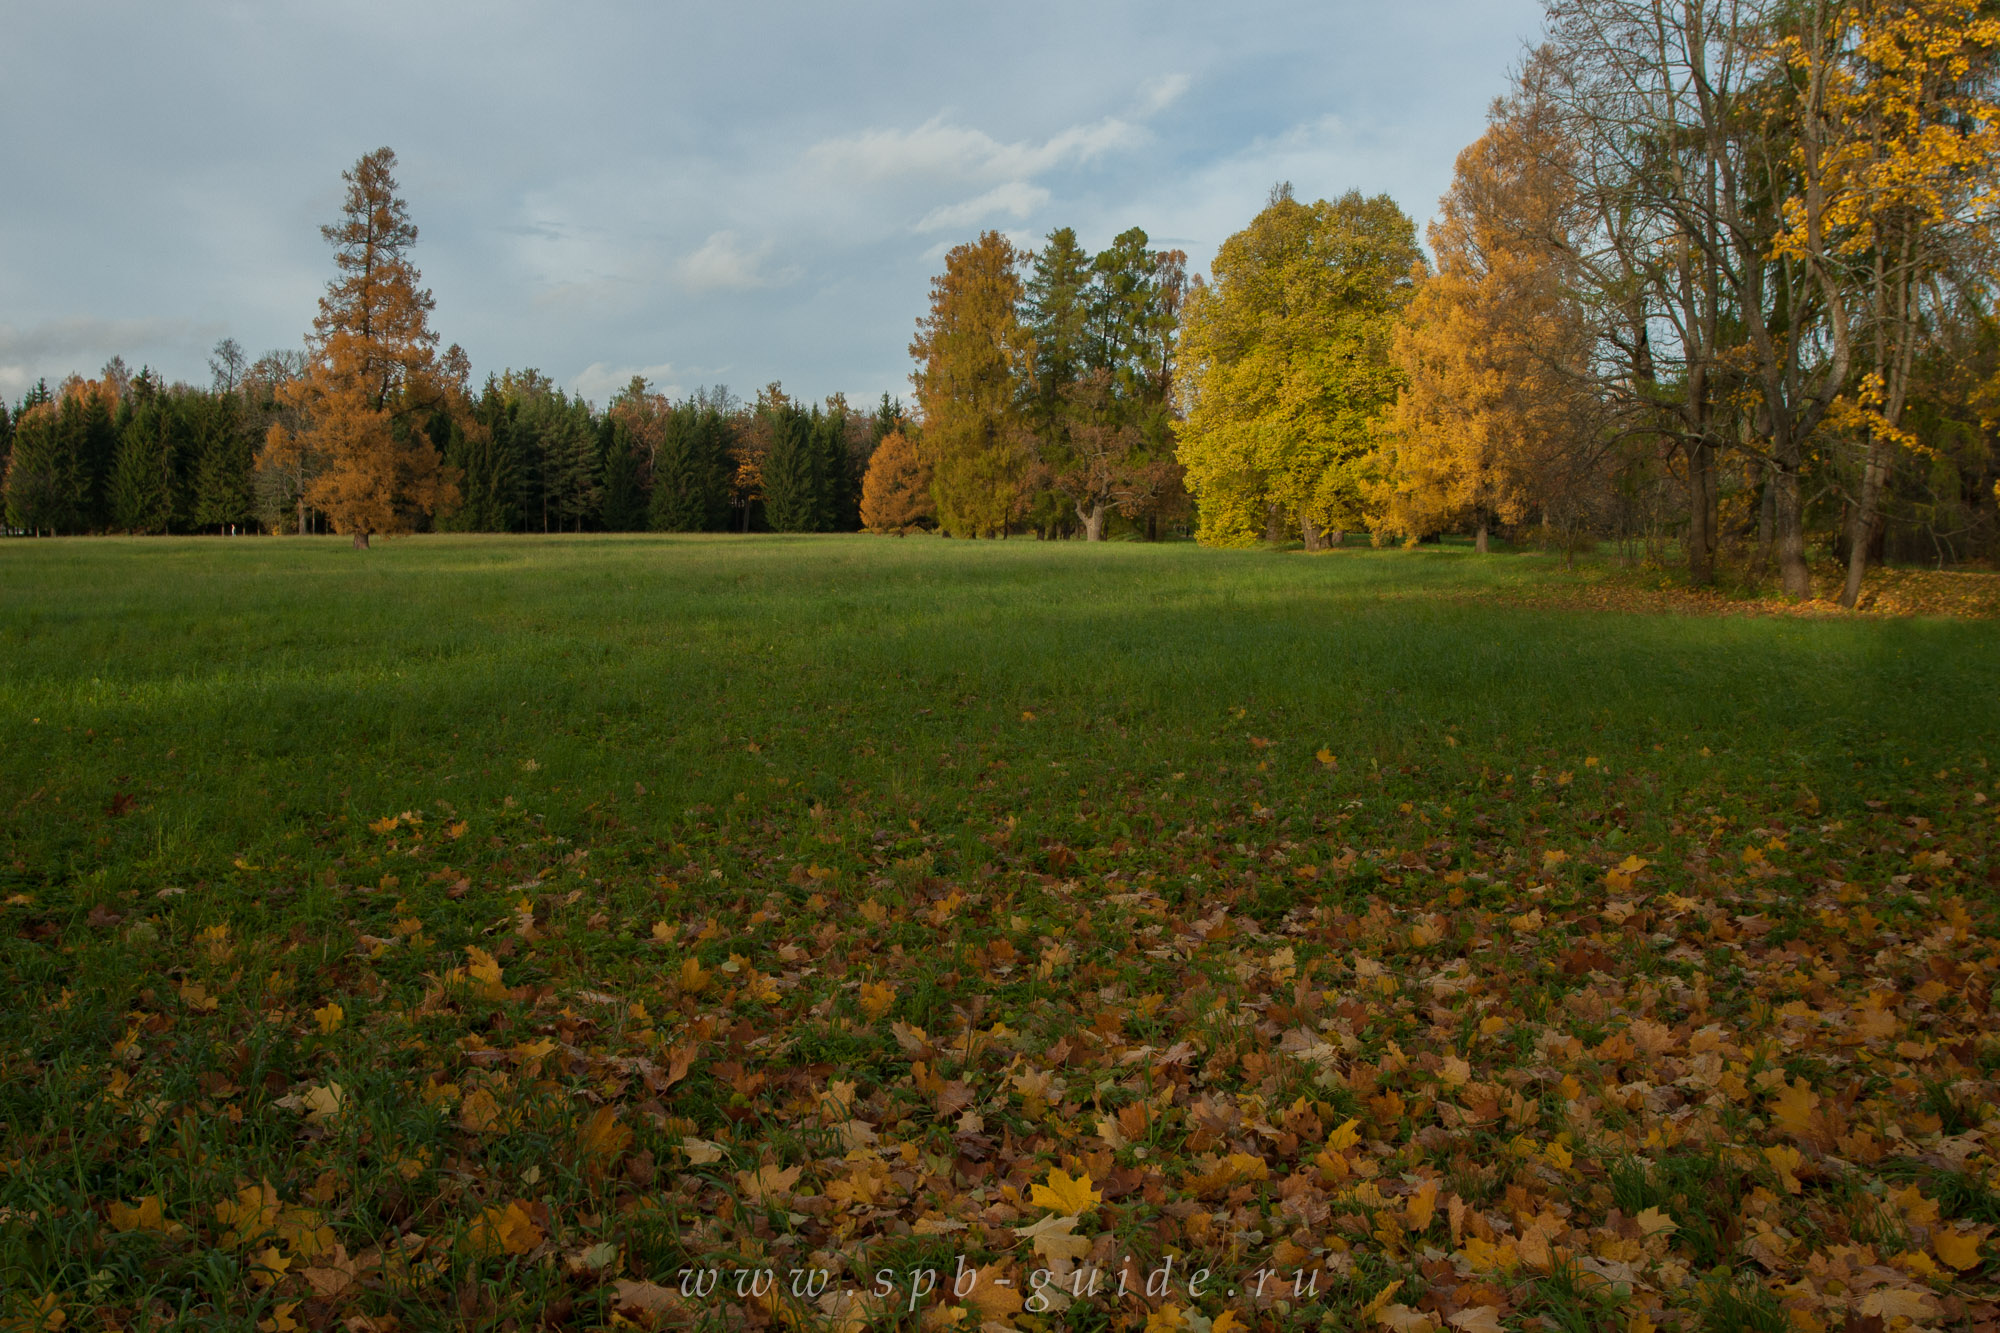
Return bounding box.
[650,398,734,533]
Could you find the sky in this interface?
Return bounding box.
[0,0,1547,410]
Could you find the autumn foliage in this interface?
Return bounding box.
[858,428,932,534]
[260,148,458,546]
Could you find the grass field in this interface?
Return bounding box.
[1,535,1996,1332]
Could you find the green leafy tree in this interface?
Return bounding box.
[109,374,191,534]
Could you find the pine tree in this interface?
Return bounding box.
[650,398,732,532]
[262,147,456,546]
[3,399,74,535]
[190,391,255,533]
[110,376,190,534]
[760,395,820,533]
[599,415,648,531]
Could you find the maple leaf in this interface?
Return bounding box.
[1360,1279,1404,1320]
[250,1245,291,1288]
[1448,1309,1503,1333]
[1029,1168,1101,1216]
[215,1180,283,1247]
[1934,1226,1984,1271]
[1769,1079,1819,1136]
[1634,1206,1678,1237]
[958,1264,1023,1328]
[860,980,897,1020]
[1015,1213,1092,1263]
[681,1137,725,1164]
[312,1002,343,1035]
[736,1163,803,1204]
[466,1200,544,1257]
[107,1196,177,1233]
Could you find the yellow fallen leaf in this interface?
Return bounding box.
[1029,1168,1102,1217]
[107,1196,175,1233]
[1634,1206,1678,1237]
[466,1200,543,1257]
[682,1137,725,1164]
[311,1002,343,1035]
[1449,1309,1503,1333]
[1361,1280,1404,1320]
[1935,1226,1984,1271]
[1014,1213,1092,1264]
[859,980,897,1020]
[579,1106,633,1167]
[1769,1079,1819,1136]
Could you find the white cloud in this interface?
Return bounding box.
[677,230,798,292]
[1140,72,1191,115]
[914,181,1050,233]
[806,113,1143,185]
[569,360,683,406]
[0,317,220,400]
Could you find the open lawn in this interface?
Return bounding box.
[2,535,1997,1332]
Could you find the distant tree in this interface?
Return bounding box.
[209,338,248,395]
[601,375,664,532]
[189,390,255,532]
[3,399,73,534]
[261,147,456,547]
[860,428,934,534]
[649,394,734,532]
[910,231,1031,536]
[759,386,822,533]
[110,374,191,533]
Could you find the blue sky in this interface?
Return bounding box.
[0,0,1546,409]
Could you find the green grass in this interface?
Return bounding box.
[0,534,1994,1331]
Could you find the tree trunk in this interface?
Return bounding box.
[1838,434,1889,608]
[1264,503,1285,545]
[1756,460,1776,569]
[1301,515,1323,552]
[352,530,371,549]
[296,496,306,536]
[1474,520,1489,555]
[1772,458,1811,599]
[1685,439,1714,585]
[1079,500,1105,542]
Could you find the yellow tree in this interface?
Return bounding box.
[262,147,457,546]
[1780,0,2000,605]
[859,429,933,533]
[1176,188,1423,548]
[909,231,1031,537]
[1373,83,1599,551]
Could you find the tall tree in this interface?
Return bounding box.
[1374,71,1605,551]
[1177,189,1424,547]
[260,147,456,547]
[650,393,734,532]
[109,374,190,534]
[189,389,255,533]
[911,231,1031,537]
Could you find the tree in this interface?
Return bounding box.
[1176,189,1424,547]
[189,390,254,533]
[1374,74,1605,552]
[860,429,934,533]
[650,393,734,532]
[910,231,1031,537]
[109,374,190,534]
[261,147,456,547]
[3,398,72,535]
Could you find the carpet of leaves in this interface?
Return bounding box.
[4,761,1999,1333]
[1463,562,2000,621]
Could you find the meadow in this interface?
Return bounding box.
[1,535,1996,1332]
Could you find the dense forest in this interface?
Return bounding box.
[7,0,2000,601]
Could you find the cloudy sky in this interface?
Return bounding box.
[0,0,1546,409]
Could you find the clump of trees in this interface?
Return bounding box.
[1367,0,2000,597]
[901,225,1192,539]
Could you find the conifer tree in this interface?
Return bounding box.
[261,147,456,546]
[910,231,1030,536]
[650,398,732,532]
[859,429,933,534]
[189,391,255,533]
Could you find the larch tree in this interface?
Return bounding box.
[859,429,934,533]
[910,231,1031,537]
[1176,188,1424,548]
[1374,77,1601,551]
[261,147,457,547]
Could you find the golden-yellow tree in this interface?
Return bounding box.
[262,147,457,546]
[859,429,933,533]
[1176,189,1422,548]
[909,232,1030,537]
[1373,83,1598,550]
[1779,0,2000,605]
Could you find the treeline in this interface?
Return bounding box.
[0,354,903,538]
